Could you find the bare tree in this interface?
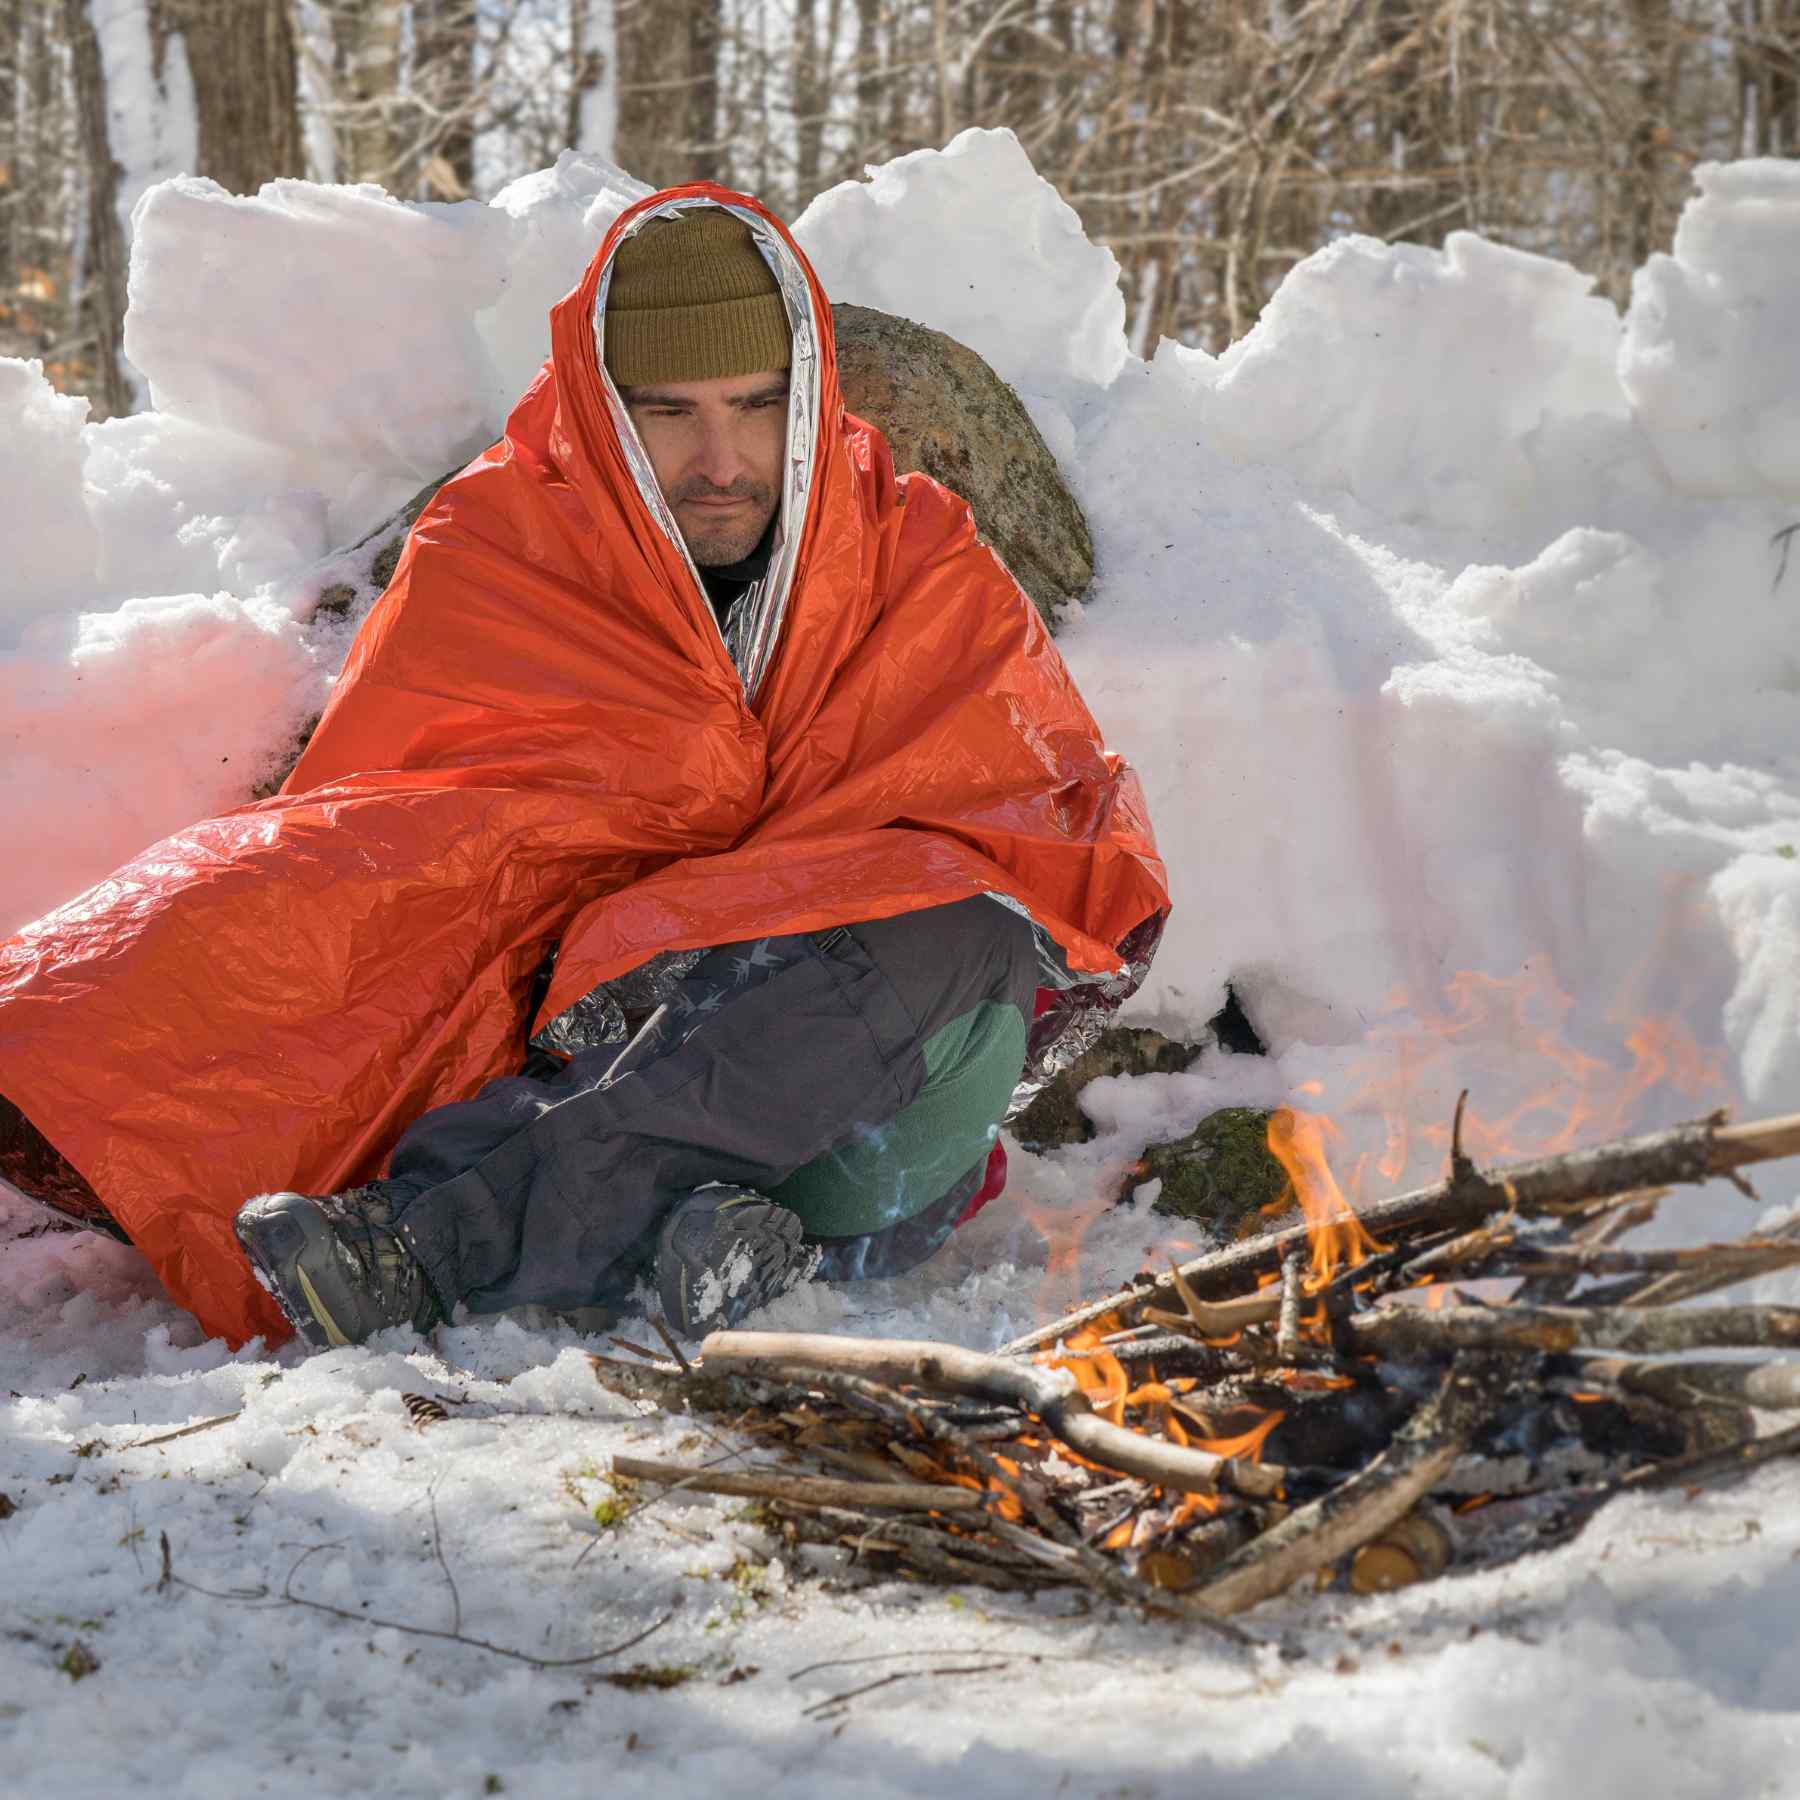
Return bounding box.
[60,0,127,415]
[326,0,406,184]
[156,0,304,194]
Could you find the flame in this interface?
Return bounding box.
[1266,1107,1386,1287]
[929,1464,1026,1523]
[1185,1410,1286,1464]
[1333,959,1728,1186]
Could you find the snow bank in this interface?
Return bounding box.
[0,360,98,638]
[794,127,1130,408]
[125,176,511,480]
[1623,159,1800,500]
[1206,230,1626,538]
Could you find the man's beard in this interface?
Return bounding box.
[671,477,780,566]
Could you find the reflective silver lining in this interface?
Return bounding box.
[591,198,820,708]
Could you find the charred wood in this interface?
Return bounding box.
[1193,1352,1510,1616]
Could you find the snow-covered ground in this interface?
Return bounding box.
[5,130,1800,1796]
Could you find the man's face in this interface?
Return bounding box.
[622,369,789,566]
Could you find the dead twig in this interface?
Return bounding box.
[121,1411,242,1450]
[1570,1355,1800,1414]
[649,1313,694,1375]
[159,1532,674,1670]
[801,1662,1010,1719]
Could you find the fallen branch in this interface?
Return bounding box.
[1349,1300,1800,1359]
[1193,1352,1507,1616]
[699,1331,1285,1499]
[610,1453,985,1512]
[1003,1110,1800,1356]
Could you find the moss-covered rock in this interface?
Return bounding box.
[1129,1106,1294,1236]
[1010,1027,1202,1150]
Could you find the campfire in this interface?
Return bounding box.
[591,1103,1800,1631]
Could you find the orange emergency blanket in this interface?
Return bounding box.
[0,185,1167,1346]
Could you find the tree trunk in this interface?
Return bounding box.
[855,0,884,161]
[61,0,129,416]
[615,0,690,189]
[1623,0,1677,269]
[329,0,406,186]
[688,0,721,182]
[154,0,303,195]
[795,0,824,191]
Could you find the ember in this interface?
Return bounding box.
[592,1106,1800,1629]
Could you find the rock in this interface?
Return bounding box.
[1010,1027,1202,1151]
[1128,1106,1296,1236]
[308,474,446,626]
[831,303,1094,626]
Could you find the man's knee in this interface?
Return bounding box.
[846,895,1037,1039]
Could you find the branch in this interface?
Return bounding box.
[1350,1300,1800,1358]
[699,1332,1285,1499]
[1003,1110,1800,1356]
[609,1454,985,1512]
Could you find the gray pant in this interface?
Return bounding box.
[388,896,1037,1314]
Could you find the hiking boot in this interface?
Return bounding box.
[234,1183,442,1350]
[656,1185,819,1337]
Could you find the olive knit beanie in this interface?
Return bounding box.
[603,207,791,387]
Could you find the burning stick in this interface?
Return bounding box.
[1276,1253,1305,1363]
[1002,1109,1800,1357]
[1192,1353,1508,1616]
[698,1331,1287,1499]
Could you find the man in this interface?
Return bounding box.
[0,188,1167,1350]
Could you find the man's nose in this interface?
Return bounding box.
[692,421,745,490]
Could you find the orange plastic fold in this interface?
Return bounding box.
[0,185,1168,1346]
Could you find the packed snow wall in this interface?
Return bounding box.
[3,129,1797,1153]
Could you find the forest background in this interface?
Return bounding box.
[1,0,1796,421]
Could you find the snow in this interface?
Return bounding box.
[6,128,1800,1794]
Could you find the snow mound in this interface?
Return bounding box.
[126,176,511,478]
[0,360,98,638]
[1623,158,1800,499]
[1205,230,1626,537]
[795,127,1129,405]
